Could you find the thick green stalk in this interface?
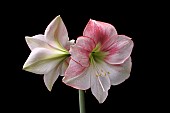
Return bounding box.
[79,90,86,113]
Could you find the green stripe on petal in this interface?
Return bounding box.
[23,48,70,74]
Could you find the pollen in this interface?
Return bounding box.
[95,69,109,77]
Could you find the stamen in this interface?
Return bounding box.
[92,61,109,77]
[90,43,109,77]
[98,77,105,92]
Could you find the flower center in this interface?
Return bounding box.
[90,44,109,77]
[90,44,106,63]
[50,49,71,61]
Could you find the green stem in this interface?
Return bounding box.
[79,90,86,113]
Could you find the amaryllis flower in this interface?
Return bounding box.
[23,15,74,91]
[63,19,134,103]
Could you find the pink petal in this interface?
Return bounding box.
[69,36,96,67]
[83,19,117,45]
[64,59,86,79]
[108,57,132,85]
[44,15,69,49]
[104,35,134,64]
[63,59,90,90]
[25,35,50,50]
[91,74,109,103]
[76,36,95,52]
[69,40,91,67]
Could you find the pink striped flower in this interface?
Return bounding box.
[23,15,74,91]
[63,19,134,103]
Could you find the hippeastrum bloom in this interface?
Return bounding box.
[63,19,134,103]
[23,15,74,91]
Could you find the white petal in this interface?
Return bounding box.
[98,75,110,92]
[44,60,69,91]
[102,57,132,85]
[65,39,75,50]
[25,35,50,50]
[90,61,111,91]
[69,39,75,44]
[109,57,132,85]
[57,61,68,76]
[23,48,67,74]
[91,74,108,103]
[44,66,60,91]
[44,15,69,49]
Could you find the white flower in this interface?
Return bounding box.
[23,15,74,91]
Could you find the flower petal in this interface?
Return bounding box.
[45,15,69,49]
[44,66,60,91]
[69,39,91,67]
[99,57,131,85]
[91,75,108,103]
[64,59,86,79]
[98,75,110,92]
[104,35,134,64]
[58,61,68,76]
[83,19,117,45]
[63,59,90,90]
[64,39,75,51]
[44,60,69,91]
[108,57,132,85]
[69,36,96,67]
[90,61,111,90]
[25,35,50,50]
[23,48,67,74]
[76,36,95,52]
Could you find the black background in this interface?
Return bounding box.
[2,2,166,113]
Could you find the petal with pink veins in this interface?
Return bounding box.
[63,59,90,90]
[70,44,90,67]
[104,35,134,64]
[83,19,117,45]
[76,36,96,51]
[69,36,96,67]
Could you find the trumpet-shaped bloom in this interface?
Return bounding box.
[63,19,134,103]
[23,15,74,91]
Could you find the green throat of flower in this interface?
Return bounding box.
[90,44,106,64]
[89,44,110,78]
